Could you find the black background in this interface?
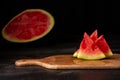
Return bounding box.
[0,1,120,79]
[0,0,119,51]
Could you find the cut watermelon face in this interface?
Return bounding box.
[2,9,55,43]
[73,29,113,60]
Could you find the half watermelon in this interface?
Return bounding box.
[73,29,113,60]
[2,9,55,43]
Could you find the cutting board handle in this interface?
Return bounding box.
[15,59,39,67]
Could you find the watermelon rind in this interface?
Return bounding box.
[73,51,78,57]
[76,50,106,60]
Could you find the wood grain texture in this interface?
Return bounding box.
[15,54,120,69]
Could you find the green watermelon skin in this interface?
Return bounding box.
[76,49,106,60]
[73,29,113,60]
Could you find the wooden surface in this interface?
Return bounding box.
[15,54,120,69]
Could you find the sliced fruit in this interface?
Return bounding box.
[74,32,105,60]
[95,35,113,57]
[2,9,55,43]
[90,29,98,41]
[73,29,113,60]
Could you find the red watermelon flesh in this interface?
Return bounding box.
[2,9,55,43]
[73,29,113,60]
[90,29,98,41]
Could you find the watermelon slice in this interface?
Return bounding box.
[2,9,55,43]
[95,35,113,57]
[90,29,98,41]
[73,29,113,60]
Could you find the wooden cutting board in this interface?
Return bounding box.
[15,54,120,69]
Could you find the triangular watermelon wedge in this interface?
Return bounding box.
[73,29,113,60]
[95,35,113,57]
[90,29,98,41]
